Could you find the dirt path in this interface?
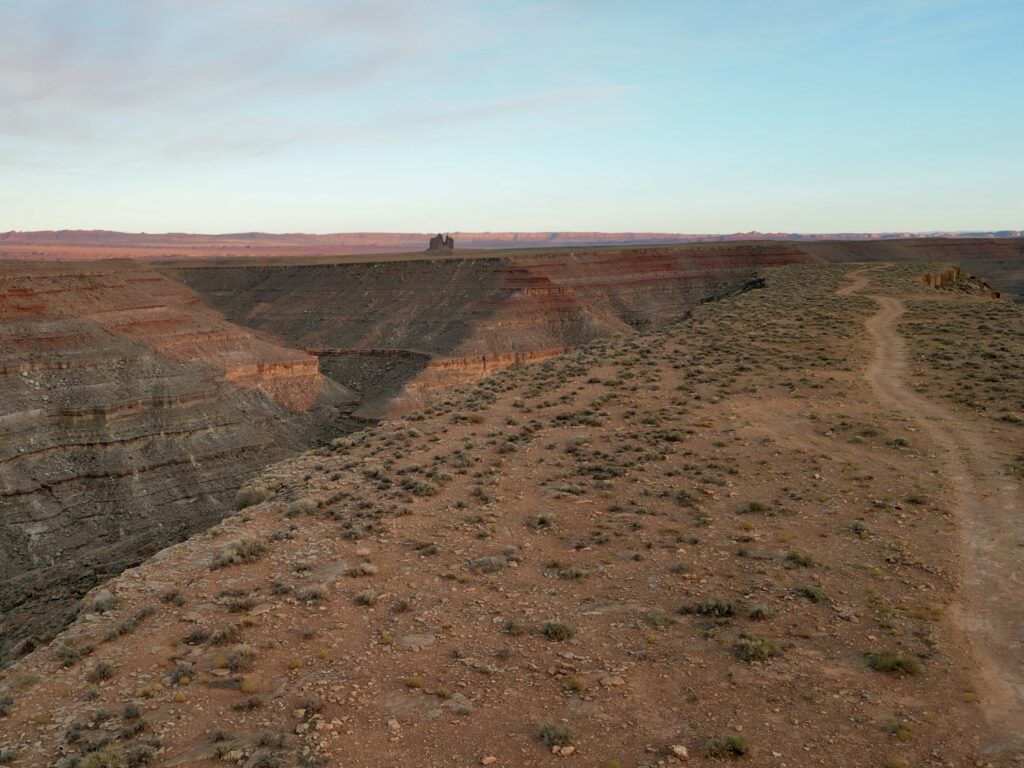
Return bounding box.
[841,267,1024,753]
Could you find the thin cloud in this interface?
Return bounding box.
[0,0,620,167]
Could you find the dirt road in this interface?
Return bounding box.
[842,267,1023,754]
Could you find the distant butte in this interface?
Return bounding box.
[427,233,455,251]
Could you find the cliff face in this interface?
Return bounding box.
[0,261,355,665]
[164,243,811,415]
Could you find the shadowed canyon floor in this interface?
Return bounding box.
[1,262,1020,767]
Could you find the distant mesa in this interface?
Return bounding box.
[427,233,455,251]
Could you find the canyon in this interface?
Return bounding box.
[161,243,809,415]
[0,237,1020,689]
[0,259,1020,767]
[0,239,1019,671]
[0,242,808,668]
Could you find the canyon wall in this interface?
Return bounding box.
[164,243,810,415]
[0,262,356,666]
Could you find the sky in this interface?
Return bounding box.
[0,0,1021,234]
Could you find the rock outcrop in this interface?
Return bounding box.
[427,233,455,251]
[922,264,1004,298]
[0,261,357,665]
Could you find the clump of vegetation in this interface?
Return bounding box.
[703,734,748,758]
[211,539,266,570]
[786,550,815,567]
[687,598,735,617]
[209,623,241,646]
[297,585,327,603]
[226,646,257,673]
[284,498,318,517]
[641,609,674,629]
[89,590,117,614]
[538,723,574,748]
[161,588,185,607]
[748,606,771,621]
[541,621,575,641]
[0,695,12,718]
[184,628,209,645]
[734,633,780,662]
[169,663,192,685]
[468,556,507,574]
[503,618,526,636]
[86,661,114,683]
[354,589,378,606]
[794,585,827,603]
[526,514,555,531]
[866,650,921,677]
[235,485,267,510]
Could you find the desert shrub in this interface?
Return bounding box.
[794,585,827,603]
[538,724,574,748]
[225,646,257,673]
[119,718,146,738]
[354,590,377,606]
[90,590,117,614]
[255,731,287,749]
[503,618,526,636]
[526,514,555,531]
[284,498,317,517]
[297,585,327,603]
[703,734,748,758]
[468,556,506,574]
[184,628,209,645]
[226,598,257,613]
[641,609,674,629]
[233,696,263,711]
[161,589,185,606]
[558,566,587,581]
[0,695,12,717]
[169,663,191,685]
[210,539,266,570]
[87,661,114,683]
[865,650,920,676]
[689,598,735,618]
[786,551,815,567]
[734,633,780,662]
[748,606,772,621]
[235,486,267,510]
[209,623,241,646]
[541,621,575,641]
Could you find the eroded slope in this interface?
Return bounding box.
[0,262,357,666]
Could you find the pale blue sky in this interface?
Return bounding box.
[1,0,1021,233]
